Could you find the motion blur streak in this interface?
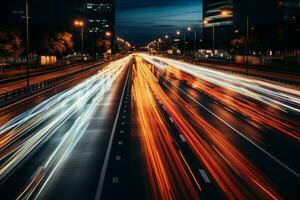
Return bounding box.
[0,56,132,198]
[135,56,281,200]
[132,57,201,200]
[139,54,300,142]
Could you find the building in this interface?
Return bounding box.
[84,0,116,56]
[202,0,300,50]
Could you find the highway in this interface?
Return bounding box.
[0,56,132,199]
[0,54,299,200]
[133,54,299,199]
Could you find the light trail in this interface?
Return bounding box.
[138,54,300,141]
[0,56,132,198]
[135,56,282,199]
[132,57,201,200]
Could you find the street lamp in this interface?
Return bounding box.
[105,31,112,37]
[74,20,84,61]
[176,31,181,54]
[202,19,215,56]
[184,27,193,55]
[25,0,30,89]
[202,10,230,57]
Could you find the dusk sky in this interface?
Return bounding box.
[116,0,202,46]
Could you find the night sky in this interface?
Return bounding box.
[116,0,202,46]
[2,0,202,46]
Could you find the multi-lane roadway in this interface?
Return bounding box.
[0,54,299,200]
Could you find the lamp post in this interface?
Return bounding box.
[246,15,249,65]
[74,20,84,62]
[176,31,181,54]
[25,0,30,89]
[165,35,171,50]
[204,10,229,57]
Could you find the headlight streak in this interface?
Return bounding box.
[135,56,282,200]
[0,56,132,196]
[139,54,300,141]
[141,54,300,113]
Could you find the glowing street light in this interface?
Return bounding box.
[74,20,84,61]
[105,31,112,37]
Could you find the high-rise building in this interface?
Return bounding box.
[202,0,300,50]
[84,0,116,56]
[202,0,234,49]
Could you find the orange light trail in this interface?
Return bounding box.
[132,57,201,200]
[134,56,282,200]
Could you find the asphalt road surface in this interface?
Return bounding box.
[0,54,299,200]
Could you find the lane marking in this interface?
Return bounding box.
[94,67,130,200]
[179,134,186,143]
[112,177,119,184]
[116,156,121,161]
[118,141,123,146]
[169,117,174,123]
[163,72,300,178]
[199,169,211,183]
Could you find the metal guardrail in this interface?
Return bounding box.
[0,56,125,108]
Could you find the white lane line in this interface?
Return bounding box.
[118,141,123,146]
[94,68,130,200]
[179,134,186,143]
[112,177,119,184]
[164,73,300,178]
[199,169,211,183]
[169,117,174,123]
[120,130,124,134]
[115,156,121,161]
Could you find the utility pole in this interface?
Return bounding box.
[246,16,249,66]
[194,28,197,53]
[25,0,30,89]
[212,18,215,57]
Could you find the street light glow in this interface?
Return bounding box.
[105,31,112,37]
[74,20,84,27]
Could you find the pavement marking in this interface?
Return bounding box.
[118,141,123,146]
[116,156,122,161]
[112,177,119,184]
[120,130,124,134]
[94,67,130,200]
[199,169,211,183]
[122,115,126,119]
[123,109,127,112]
[179,134,186,142]
[169,117,174,123]
[121,122,125,125]
[164,74,300,178]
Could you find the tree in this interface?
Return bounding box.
[95,39,111,55]
[42,32,74,58]
[0,30,22,57]
[231,36,263,54]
